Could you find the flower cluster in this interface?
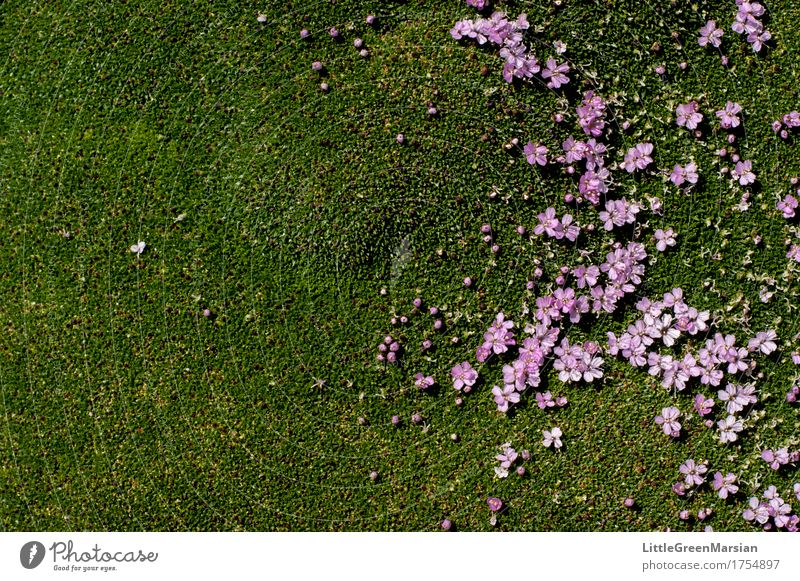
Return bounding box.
[553,338,604,383]
[451,11,569,88]
[494,442,529,478]
[377,335,402,363]
[743,486,797,531]
[762,448,799,471]
[773,111,800,140]
[732,0,771,53]
[536,391,568,409]
[621,143,654,173]
[494,441,518,478]
[465,0,488,10]
[598,198,641,231]
[608,288,709,373]
[477,312,516,362]
[533,207,580,241]
[787,383,800,404]
[576,91,607,137]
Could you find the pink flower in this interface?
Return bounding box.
[542,427,563,449]
[669,162,699,186]
[414,373,435,390]
[716,101,742,129]
[523,141,548,166]
[654,228,677,252]
[676,101,703,130]
[451,361,478,391]
[717,415,744,443]
[679,459,707,487]
[542,58,570,89]
[621,143,654,173]
[698,21,723,48]
[655,406,681,437]
[694,394,715,417]
[712,472,738,499]
[777,194,798,219]
[492,384,519,413]
[733,160,756,185]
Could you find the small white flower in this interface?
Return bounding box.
[543,427,563,449]
[129,241,146,255]
[553,40,567,54]
[494,466,509,479]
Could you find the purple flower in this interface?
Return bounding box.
[718,383,757,415]
[542,427,563,449]
[495,442,518,470]
[698,20,723,48]
[534,207,562,238]
[536,391,555,409]
[747,330,777,354]
[679,459,707,487]
[487,497,503,512]
[523,141,548,166]
[621,143,654,173]
[466,0,487,9]
[732,160,756,186]
[541,58,570,89]
[784,111,800,128]
[669,162,699,186]
[712,472,739,499]
[675,101,703,130]
[747,29,771,52]
[654,228,677,252]
[482,312,515,355]
[777,194,798,219]
[743,497,770,525]
[761,448,790,470]
[716,101,742,129]
[655,406,681,437]
[717,415,744,443]
[492,384,520,413]
[414,372,435,390]
[451,361,478,391]
[694,394,715,417]
[599,199,640,231]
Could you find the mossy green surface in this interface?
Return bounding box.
[0,0,798,531]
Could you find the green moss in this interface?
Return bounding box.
[0,0,798,531]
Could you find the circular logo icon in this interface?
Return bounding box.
[20,541,46,569]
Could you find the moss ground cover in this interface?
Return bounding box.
[1,0,799,531]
